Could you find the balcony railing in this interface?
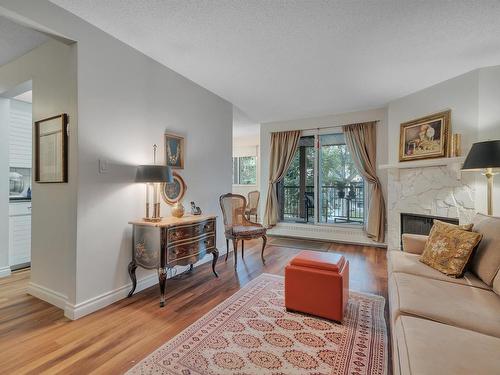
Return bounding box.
[280,183,364,224]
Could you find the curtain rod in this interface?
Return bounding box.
[296,120,379,133]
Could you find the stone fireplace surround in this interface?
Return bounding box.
[386,164,475,250]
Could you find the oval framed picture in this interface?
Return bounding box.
[161,172,186,205]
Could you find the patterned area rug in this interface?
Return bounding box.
[127,274,387,375]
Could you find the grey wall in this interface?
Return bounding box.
[0,0,233,318]
[0,40,78,303]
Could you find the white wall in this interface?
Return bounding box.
[387,67,500,217]
[0,0,232,319]
[387,70,479,164]
[0,40,78,303]
[259,107,388,245]
[386,71,480,249]
[0,98,9,277]
[478,66,500,215]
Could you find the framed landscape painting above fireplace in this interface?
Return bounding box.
[399,110,450,162]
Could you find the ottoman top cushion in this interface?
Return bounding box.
[291,250,346,272]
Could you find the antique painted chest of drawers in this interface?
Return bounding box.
[128,215,218,307]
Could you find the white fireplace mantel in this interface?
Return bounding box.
[378,157,465,180]
[384,156,475,250]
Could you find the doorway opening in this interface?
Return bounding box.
[5,82,33,271]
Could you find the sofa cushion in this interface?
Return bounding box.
[389,272,500,337]
[394,316,500,375]
[387,251,489,290]
[420,220,482,277]
[470,213,500,286]
[401,233,428,254]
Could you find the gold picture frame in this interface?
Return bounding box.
[399,110,451,162]
[164,133,184,169]
[35,113,68,183]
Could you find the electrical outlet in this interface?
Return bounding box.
[99,159,108,174]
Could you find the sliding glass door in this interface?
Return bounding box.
[318,132,364,224]
[277,130,365,225]
[278,135,315,222]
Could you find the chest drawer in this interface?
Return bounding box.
[167,219,215,243]
[167,234,215,265]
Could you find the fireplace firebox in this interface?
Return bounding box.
[400,213,459,247]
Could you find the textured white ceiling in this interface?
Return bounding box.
[0,16,49,67]
[49,1,500,123]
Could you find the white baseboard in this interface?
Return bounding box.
[25,248,229,321]
[0,266,12,278]
[64,251,222,320]
[268,223,387,248]
[28,282,68,310]
[27,274,159,320]
[64,273,158,320]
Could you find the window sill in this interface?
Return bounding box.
[268,222,386,247]
[279,220,363,229]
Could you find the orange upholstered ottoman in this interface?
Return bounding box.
[285,250,349,322]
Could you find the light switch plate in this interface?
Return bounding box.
[99,159,108,174]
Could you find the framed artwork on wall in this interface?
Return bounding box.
[35,113,68,183]
[161,172,186,205]
[399,110,451,162]
[165,133,184,169]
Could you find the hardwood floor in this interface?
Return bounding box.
[0,239,388,375]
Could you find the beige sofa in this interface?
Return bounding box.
[388,213,500,375]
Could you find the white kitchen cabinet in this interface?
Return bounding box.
[9,100,32,169]
[8,202,31,268]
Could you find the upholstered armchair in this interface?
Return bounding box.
[245,190,260,221]
[219,193,267,269]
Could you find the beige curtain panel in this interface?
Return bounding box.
[263,130,301,227]
[343,122,386,243]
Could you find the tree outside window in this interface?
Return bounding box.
[232,156,257,185]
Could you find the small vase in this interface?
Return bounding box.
[171,202,185,218]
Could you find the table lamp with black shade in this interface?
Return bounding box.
[462,140,500,215]
[136,145,173,222]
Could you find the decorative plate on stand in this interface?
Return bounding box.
[161,172,186,205]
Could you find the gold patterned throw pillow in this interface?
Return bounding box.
[420,220,482,277]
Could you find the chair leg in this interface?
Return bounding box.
[232,239,238,270]
[241,240,244,259]
[225,239,229,262]
[261,235,267,264]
